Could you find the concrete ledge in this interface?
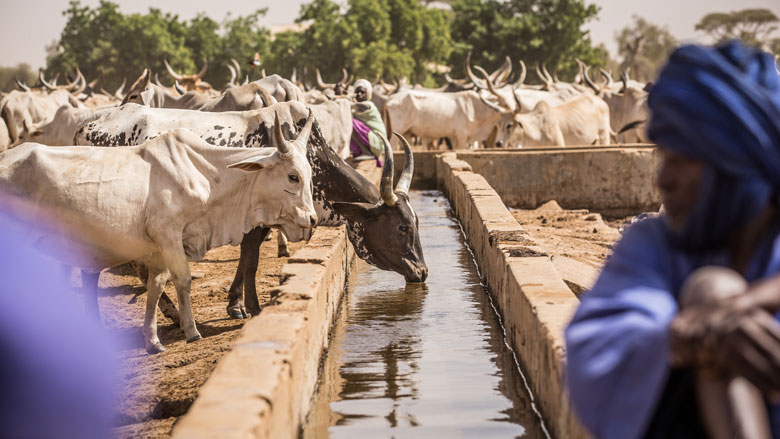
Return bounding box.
[438,153,588,438]
[171,162,380,439]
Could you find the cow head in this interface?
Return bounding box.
[333,133,428,282]
[164,58,212,93]
[229,110,317,241]
[120,69,156,105]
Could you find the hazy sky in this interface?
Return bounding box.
[1,0,779,69]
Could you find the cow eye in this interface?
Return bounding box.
[288,174,300,183]
[399,225,409,233]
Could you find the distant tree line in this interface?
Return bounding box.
[3,2,779,93]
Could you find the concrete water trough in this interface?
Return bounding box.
[166,146,660,439]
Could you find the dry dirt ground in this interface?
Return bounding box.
[511,200,623,266]
[74,231,303,438]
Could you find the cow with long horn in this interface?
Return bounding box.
[163,58,212,93]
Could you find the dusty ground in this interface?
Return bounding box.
[74,231,303,439]
[511,200,623,268]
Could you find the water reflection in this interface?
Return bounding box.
[303,191,546,439]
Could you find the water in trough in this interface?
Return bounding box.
[302,190,549,439]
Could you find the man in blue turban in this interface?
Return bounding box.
[566,41,780,439]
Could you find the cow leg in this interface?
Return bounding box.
[277,230,290,257]
[160,248,201,344]
[243,227,270,316]
[143,254,169,354]
[82,271,101,323]
[226,248,247,319]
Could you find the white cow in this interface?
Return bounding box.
[490,93,613,147]
[22,106,97,146]
[383,89,511,149]
[0,89,84,146]
[0,113,317,354]
[310,98,353,159]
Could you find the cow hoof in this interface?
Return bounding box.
[278,249,290,258]
[146,343,166,355]
[227,305,248,319]
[186,335,202,343]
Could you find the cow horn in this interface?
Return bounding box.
[153,72,164,87]
[514,60,526,86]
[475,65,511,111]
[340,68,348,84]
[256,85,275,107]
[600,68,613,88]
[512,86,523,113]
[291,67,297,83]
[195,58,208,80]
[163,60,183,81]
[39,69,57,91]
[491,55,512,86]
[379,135,398,206]
[541,63,554,85]
[465,51,487,89]
[174,80,185,96]
[114,78,126,99]
[273,111,290,155]
[243,75,249,85]
[227,65,237,85]
[394,131,413,195]
[583,66,599,94]
[15,78,29,91]
[230,58,241,78]
[619,70,628,93]
[73,69,87,95]
[261,69,266,79]
[316,68,332,89]
[574,58,585,84]
[294,108,315,150]
[88,66,104,90]
[535,64,547,88]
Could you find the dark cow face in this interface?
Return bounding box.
[334,193,428,282]
[333,83,347,96]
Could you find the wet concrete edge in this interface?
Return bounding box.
[437,152,590,439]
[170,161,381,439]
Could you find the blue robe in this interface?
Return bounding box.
[565,216,780,438]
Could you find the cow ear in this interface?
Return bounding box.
[332,202,375,222]
[227,154,277,172]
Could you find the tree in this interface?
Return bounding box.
[45,1,271,90]
[695,8,779,49]
[615,16,677,82]
[272,0,452,86]
[448,0,607,84]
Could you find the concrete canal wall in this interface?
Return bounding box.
[437,152,589,439]
[396,145,660,216]
[170,162,380,439]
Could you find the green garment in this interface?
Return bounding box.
[352,101,387,158]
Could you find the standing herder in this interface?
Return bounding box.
[350,79,386,166]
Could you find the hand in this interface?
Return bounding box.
[670,304,780,397]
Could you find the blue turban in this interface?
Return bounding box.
[648,41,780,250]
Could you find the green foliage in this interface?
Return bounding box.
[615,16,677,82]
[278,0,453,87]
[39,0,613,89]
[695,8,779,49]
[449,0,607,84]
[0,64,38,93]
[46,1,270,90]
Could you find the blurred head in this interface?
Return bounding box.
[354,79,372,102]
[655,148,704,233]
[648,41,780,249]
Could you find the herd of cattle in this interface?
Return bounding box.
[0,55,648,354]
